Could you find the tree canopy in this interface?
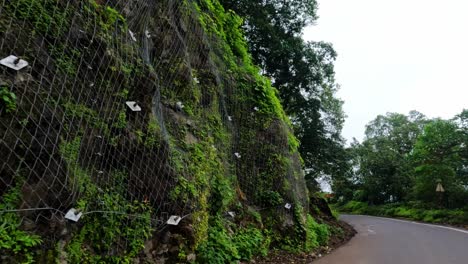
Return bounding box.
[335,110,468,209]
[220,0,348,190]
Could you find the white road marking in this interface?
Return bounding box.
[345,214,468,235]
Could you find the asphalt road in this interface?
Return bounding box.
[314,214,468,264]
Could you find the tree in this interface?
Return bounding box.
[219,0,347,192]
[348,112,426,204]
[337,110,468,209]
[412,119,467,207]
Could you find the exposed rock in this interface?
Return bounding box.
[187,253,196,262]
[185,132,198,144]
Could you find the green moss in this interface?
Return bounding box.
[113,110,127,129]
[288,132,300,153]
[7,0,71,37]
[144,116,162,148]
[0,0,317,260]
[50,45,81,76]
[86,0,126,32]
[59,136,97,195]
[62,102,111,137]
[192,206,210,249]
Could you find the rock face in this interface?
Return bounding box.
[0,0,316,262]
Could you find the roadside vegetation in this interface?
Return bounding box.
[336,201,468,226]
[331,110,468,225]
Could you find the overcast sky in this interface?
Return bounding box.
[303,0,468,143]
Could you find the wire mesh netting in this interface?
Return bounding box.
[0,0,309,261]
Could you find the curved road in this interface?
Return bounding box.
[315,215,468,264]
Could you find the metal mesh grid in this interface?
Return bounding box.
[0,0,308,260]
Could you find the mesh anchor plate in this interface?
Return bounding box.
[284,203,292,210]
[227,211,236,218]
[65,208,83,222]
[234,152,241,159]
[167,215,182,226]
[126,101,141,112]
[129,30,137,42]
[0,55,28,71]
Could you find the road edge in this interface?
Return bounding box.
[340,214,468,235]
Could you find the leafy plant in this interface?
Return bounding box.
[7,0,70,36]
[197,218,269,263]
[0,185,42,263]
[0,86,17,113]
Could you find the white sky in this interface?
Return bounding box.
[303,0,468,143]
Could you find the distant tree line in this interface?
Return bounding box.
[334,110,468,209]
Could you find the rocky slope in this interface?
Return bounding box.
[0,0,347,263]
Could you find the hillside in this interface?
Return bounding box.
[0,0,349,263]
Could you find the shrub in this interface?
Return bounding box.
[197,218,269,263]
[0,86,17,113]
[336,201,468,225]
[0,185,42,263]
[305,215,329,251]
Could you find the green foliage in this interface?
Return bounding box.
[60,137,153,262]
[338,201,468,225]
[113,110,127,129]
[276,205,330,253]
[233,226,270,259]
[339,201,369,214]
[62,102,111,137]
[0,185,42,263]
[49,45,81,76]
[339,110,468,211]
[307,215,329,248]
[304,215,319,251]
[59,136,96,194]
[60,136,82,163]
[0,86,17,113]
[349,112,426,204]
[87,0,126,31]
[66,194,153,263]
[331,208,340,220]
[412,119,466,207]
[144,117,162,148]
[220,0,347,193]
[7,0,70,36]
[258,191,284,207]
[103,6,125,28]
[197,219,269,263]
[0,0,340,262]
